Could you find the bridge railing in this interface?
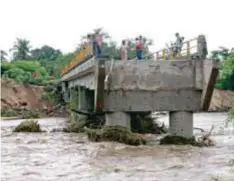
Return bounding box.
[144,35,207,61]
[154,38,197,60]
[60,43,94,77]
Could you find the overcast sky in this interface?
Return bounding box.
[1,0,234,56]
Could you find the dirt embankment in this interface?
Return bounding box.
[1,79,51,111]
[209,89,234,111]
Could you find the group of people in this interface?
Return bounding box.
[120,36,145,61]
[85,31,184,61]
[85,30,145,61]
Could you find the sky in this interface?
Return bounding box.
[0,0,234,58]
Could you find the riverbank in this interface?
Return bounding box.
[1,79,68,118]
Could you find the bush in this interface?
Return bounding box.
[1,60,51,85]
[1,108,18,117]
[13,120,41,132]
[160,135,197,145]
[22,110,40,119]
[215,52,234,90]
[228,105,234,121]
[1,63,12,75]
[86,125,147,146]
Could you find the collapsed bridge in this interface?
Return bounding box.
[59,35,219,138]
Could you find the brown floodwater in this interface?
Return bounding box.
[1,113,234,181]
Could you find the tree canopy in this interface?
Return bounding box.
[11,38,31,60]
[0,50,8,61]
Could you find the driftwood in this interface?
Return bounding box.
[193,127,205,132]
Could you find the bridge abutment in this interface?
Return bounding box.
[169,111,193,138]
[105,112,131,129]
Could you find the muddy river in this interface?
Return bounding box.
[1,112,234,181]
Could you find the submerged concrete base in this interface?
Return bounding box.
[169,111,193,138]
[105,112,131,128]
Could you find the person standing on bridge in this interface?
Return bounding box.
[136,36,144,60]
[95,30,102,57]
[174,33,184,56]
[87,34,94,54]
[121,40,128,60]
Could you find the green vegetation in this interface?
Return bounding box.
[22,110,40,119]
[41,82,65,107]
[13,119,41,132]
[1,108,41,118]
[228,104,234,121]
[1,60,51,85]
[0,50,8,61]
[1,109,18,117]
[160,135,214,147]
[211,47,234,90]
[11,38,31,60]
[160,135,197,145]
[85,125,146,146]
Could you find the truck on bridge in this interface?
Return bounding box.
[59,35,219,138]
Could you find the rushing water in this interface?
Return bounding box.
[1,113,234,181]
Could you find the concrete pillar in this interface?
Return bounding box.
[169,111,193,138]
[86,89,94,112]
[105,112,131,128]
[197,35,207,59]
[78,86,87,110]
[62,82,69,103]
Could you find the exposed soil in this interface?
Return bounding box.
[0,79,67,117]
[1,79,48,110]
[209,89,234,111]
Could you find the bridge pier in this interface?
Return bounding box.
[78,86,87,110]
[169,111,193,138]
[86,89,94,112]
[105,112,131,129]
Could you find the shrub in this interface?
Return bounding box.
[22,110,40,119]
[1,108,18,117]
[13,120,41,132]
[228,105,234,121]
[86,125,146,146]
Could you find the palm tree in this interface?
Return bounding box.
[0,50,8,61]
[10,38,31,60]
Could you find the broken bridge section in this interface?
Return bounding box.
[60,35,219,138]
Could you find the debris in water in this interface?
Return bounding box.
[85,125,146,146]
[13,119,41,132]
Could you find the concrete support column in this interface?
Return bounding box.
[62,82,69,103]
[197,35,207,59]
[169,111,193,138]
[105,112,131,128]
[86,89,94,112]
[78,86,87,110]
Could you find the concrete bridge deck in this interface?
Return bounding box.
[60,35,219,138]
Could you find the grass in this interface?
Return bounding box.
[1,108,41,119]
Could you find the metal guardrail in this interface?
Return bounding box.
[144,37,198,61]
[60,43,93,76]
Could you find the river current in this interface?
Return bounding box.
[1,112,234,181]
